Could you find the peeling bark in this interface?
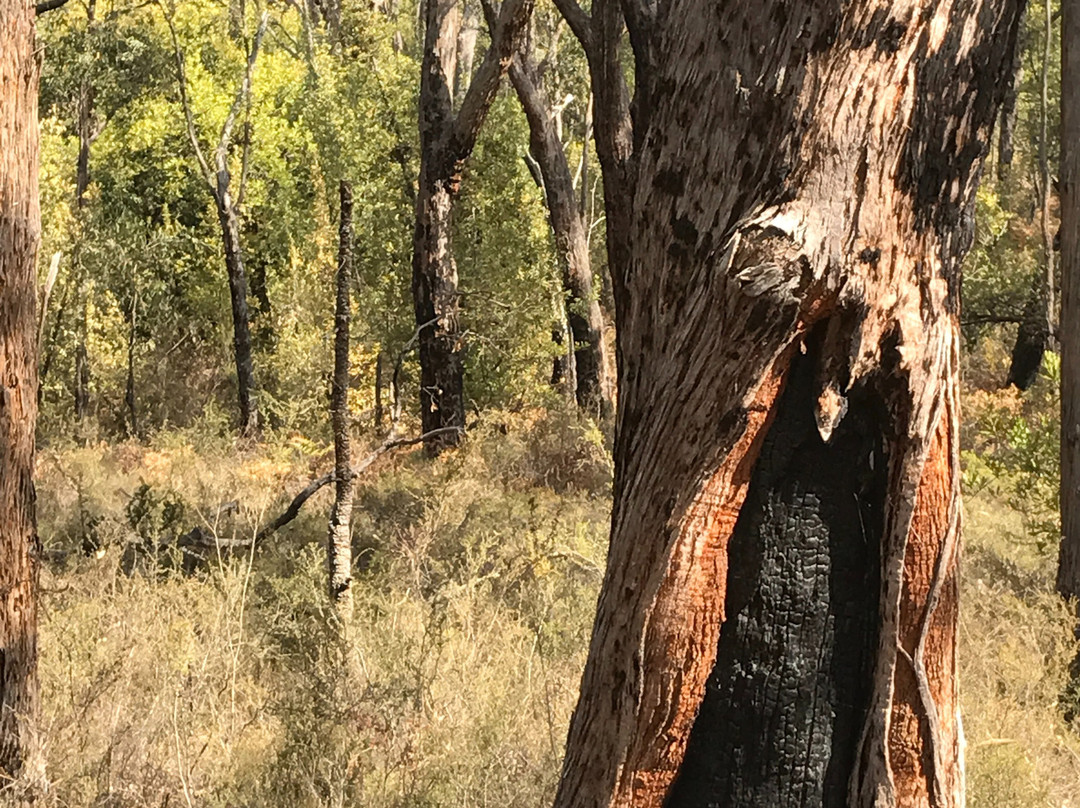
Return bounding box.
[552,2,1023,807]
[0,0,43,784]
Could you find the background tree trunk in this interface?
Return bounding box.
[551,1,1023,807]
[1008,0,1056,391]
[73,0,96,434]
[216,195,259,435]
[507,38,612,418]
[412,0,533,455]
[125,274,138,439]
[998,16,1024,180]
[328,180,355,614]
[168,11,266,436]
[1059,0,1080,600]
[0,0,43,785]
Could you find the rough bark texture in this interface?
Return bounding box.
[125,279,138,438]
[0,0,43,784]
[1060,0,1080,600]
[551,1,1023,807]
[328,180,354,613]
[508,41,613,417]
[665,336,884,808]
[412,0,533,454]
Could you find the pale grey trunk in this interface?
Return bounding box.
[328,181,354,613]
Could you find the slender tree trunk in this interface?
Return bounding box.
[578,92,591,232]
[73,30,94,433]
[551,1,1023,806]
[412,0,533,454]
[1060,0,1080,600]
[0,0,43,786]
[168,10,265,436]
[508,46,613,417]
[125,278,138,439]
[216,195,259,435]
[998,16,1024,180]
[374,349,385,431]
[328,180,354,613]
[1008,0,1056,390]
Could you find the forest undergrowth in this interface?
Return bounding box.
[28,365,1080,808]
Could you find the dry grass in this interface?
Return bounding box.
[962,492,1080,808]
[20,403,1080,807]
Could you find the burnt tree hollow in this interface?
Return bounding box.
[666,337,886,808]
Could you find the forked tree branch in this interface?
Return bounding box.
[451,0,534,158]
[217,11,268,182]
[164,7,268,197]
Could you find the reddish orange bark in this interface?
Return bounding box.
[891,406,962,808]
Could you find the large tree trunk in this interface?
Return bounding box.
[508,45,613,417]
[411,0,533,454]
[216,193,259,435]
[328,180,355,613]
[551,1,1023,807]
[1060,0,1080,600]
[0,0,43,785]
[412,177,466,449]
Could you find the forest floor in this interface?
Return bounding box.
[26,404,1080,807]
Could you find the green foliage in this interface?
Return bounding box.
[964,353,1061,550]
[34,0,566,440]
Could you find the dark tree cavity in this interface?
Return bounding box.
[666,336,884,808]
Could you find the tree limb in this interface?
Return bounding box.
[549,0,592,53]
[451,0,534,159]
[164,11,216,191]
[181,426,467,549]
[34,0,71,15]
[217,11,269,177]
